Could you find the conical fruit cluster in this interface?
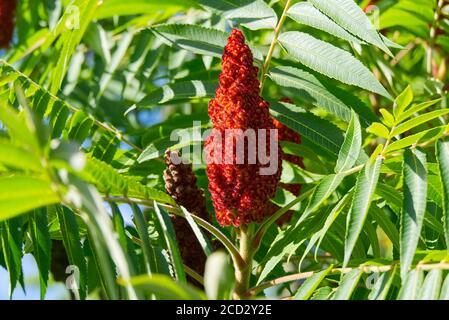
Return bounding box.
[164,150,209,278]
[205,29,282,227]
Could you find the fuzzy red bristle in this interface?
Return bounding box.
[205,29,282,227]
[0,0,16,49]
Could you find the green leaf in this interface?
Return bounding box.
[153,202,187,283]
[379,109,395,127]
[400,148,427,279]
[110,204,141,279]
[270,66,379,126]
[376,181,443,236]
[137,126,205,162]
[397,99,442,123]
[1,218,24,298]
[393,85,413,118]
[50,0,98,94]
[308,0,393,55]
[132,204,161,276]
[419,269,443,300]
[392,109,449,136]
[90,131,119,164]
[196,0,278,30]
[95,0,193,19]
[310,286,333,300]
[80,156,175,205]
[29,208,51,300]
[344,156,383,266]
[151,24,263,61]
[56,206,88,300]
[130,80,217,111]
[335,112,361,173]
[440,273,449,300]
[270,101,344,158]
[278,32,391,98]
[67,177,137,299]
[294,265,333,300]
[181,207,213,257]
[257,209,327,284]
[436,138,449,252]
[98,31,134,97]
[66,110,94,143]
[204,251,234,300]
[367,122,390,139]
[386,126,445,154]
[332,269,363,300]
[50,103,70,139]
[368,266,396,300]
[0,101,40,153]
[302,174,345,223]
[287,2,362,44]
[398,269,424,300]
[0,176,60,222]
[313,192,353,257]
[0,140,43,172]
[281,160,324,184]
[119,274,206,300]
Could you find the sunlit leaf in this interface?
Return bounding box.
[400,148,427,279]
[278,32,391,98]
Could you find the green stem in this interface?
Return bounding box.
[259,0,292,90]
[247,260,449,296]
[104,196,245,268]
[233,224,254,299]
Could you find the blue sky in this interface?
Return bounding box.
[0,254,70,300]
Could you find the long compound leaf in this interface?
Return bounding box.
[278,31,391,99]
[332,269,363,300]
[181,207,213,257]
[29,208,51,300]
[269,66,378,126]
[392,109,449,136]
[154,201,187,283]
[130,80,217,111]
[398,269,424,300]
[344,156,383,267]
[294,265,333,300]
[56,206,88,300]
[50,0,98,94]
[132,204,160,276]
[287,2,362,44]
[1,218,24,298]
[151,24,263,61]
[308,0,393,55]
[196,0,277,30]
[0,176,60,222]
[400,149,427,279]
[440,273,449,300]
[368,266,396,300]
[419,269,443,300]
[335,111,362,173]
[436,138,449,252]
[68,177,137,299]
[110,204,141,277]
[270,101,344,158]
[400,148,427,279]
